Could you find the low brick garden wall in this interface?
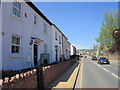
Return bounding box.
[43,58,76,87]
[2,69,37,88]
[2,58,76,89]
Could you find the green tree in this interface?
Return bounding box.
[95,10,119,55]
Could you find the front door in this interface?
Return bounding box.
[55,49,58,62]
[34,44,38,66]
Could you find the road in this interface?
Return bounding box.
[75,58,120,88]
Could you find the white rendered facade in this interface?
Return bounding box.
[70,44,76,56]
[2,2,52,70]
[1,1,72,70]
[51,25,63,62]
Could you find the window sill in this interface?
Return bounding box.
[33,24,38,28]
[10,54,24,58]
[11,56,24,58]
[11,14,24,22]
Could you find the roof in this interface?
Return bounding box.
[25,1,69,41]
[52,24,68,40]
[26,1,52,25]
[67,41,71,45]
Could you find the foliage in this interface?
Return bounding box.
[95,10,119,54]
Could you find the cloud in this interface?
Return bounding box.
[75,45,90,49]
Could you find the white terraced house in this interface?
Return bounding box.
[1,0,71,70]
[51,24,63,62]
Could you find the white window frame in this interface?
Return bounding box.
[44,23,47,33]
[44,44,47,53]
[55,32,58,40]
[12,0,22,18]
[59,35,61,44]
[34,14,38,25]
[11,34,21,54]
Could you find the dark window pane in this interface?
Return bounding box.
[12,36,17,44]
[13,2,17,7]
[17,38,20,45]
[17,2,21,10]
[12,45,20,53]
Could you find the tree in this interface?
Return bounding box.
[95,10,119,55]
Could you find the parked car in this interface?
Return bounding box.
[92,56,97,60]
[98,57,110,64]
[84,56,87,58]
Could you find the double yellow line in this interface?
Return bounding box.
[52,60,82,89]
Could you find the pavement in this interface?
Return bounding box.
[75,58,120,88]
[48,60,81,89]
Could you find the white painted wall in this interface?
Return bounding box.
[70,44,76,56]
[66,41,71,59]
[62,36,68,60]
[2,1,71,70]
[70,45,74,55]
[51,25,62,62]
[2,2,52,70]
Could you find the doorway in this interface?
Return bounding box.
[34,44,38,66]
[55,49,58,62]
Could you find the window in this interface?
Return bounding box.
[59,35,61,44]
[55,32,58,40]
[11,35,21,53]
[13,1,22,18]
[59,47,61,54]
[34,14,38,25]
[44,23,47,33]
[44,44,47,53]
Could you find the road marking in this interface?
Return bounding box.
[80,61,83,88]
[112,73,120,79]
[102,68,109,72]
[98,64,102,67]
[94,63,97,65]
[90,60,120,80]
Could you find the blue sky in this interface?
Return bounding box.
[33,2,118,49]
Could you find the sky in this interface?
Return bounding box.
[33,2,118,49]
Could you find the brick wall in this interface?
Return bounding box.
[2,58,76,89]
[2,69,37,88]
[43,59,76,87]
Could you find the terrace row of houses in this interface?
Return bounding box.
[1,1,76,70]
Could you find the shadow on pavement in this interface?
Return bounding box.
[48,60,80,88]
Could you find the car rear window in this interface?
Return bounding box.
[100,57,106,59]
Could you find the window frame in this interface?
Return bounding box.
[55,32,58,40]
[11,34,21,54]
[59,35,62,44]
[43,23,47,33]
[34,14,38,25]
[12,0,22,18]
[44,44,47,53]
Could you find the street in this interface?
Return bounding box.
[75,58,120,88]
